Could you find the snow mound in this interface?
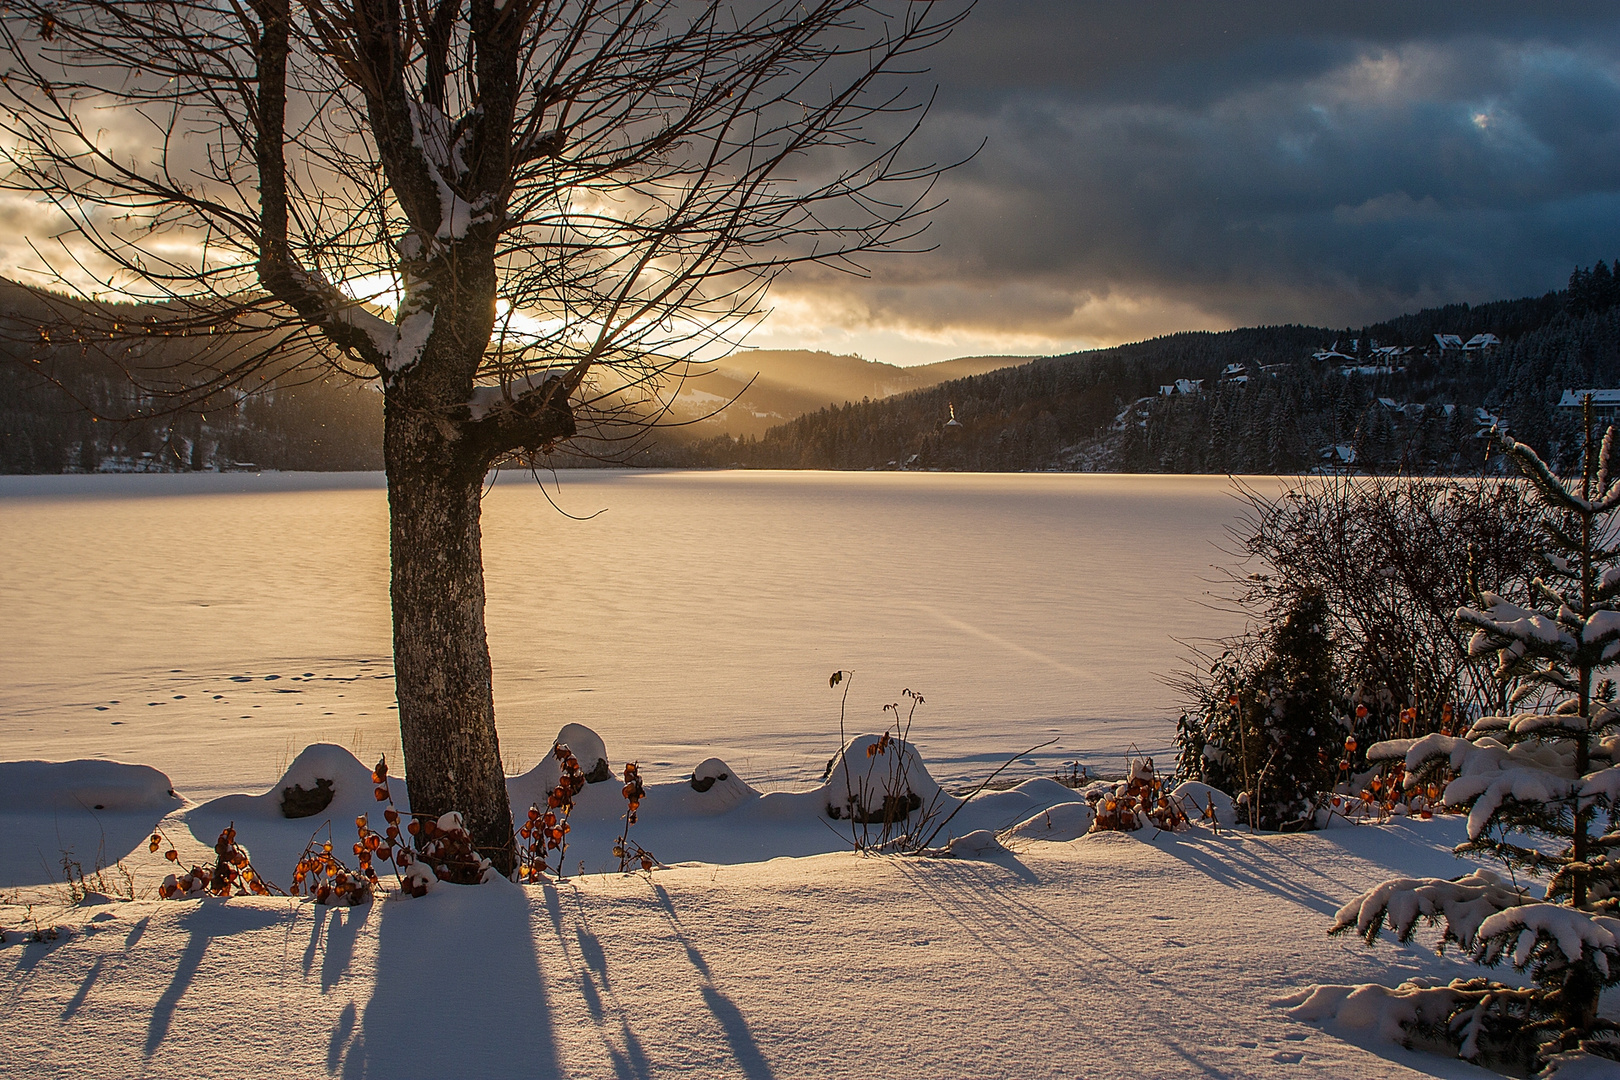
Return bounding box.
[0,759,181,814]
[1003,801,1096,842]
[946,829,1005,858]
[196,743,380,823]
[657,758,759,817]
[508,724,612,812]
[1170,781,1236,827]
[822,733,946,823]
[557,723,611,781]
[1277,979,1467,1044]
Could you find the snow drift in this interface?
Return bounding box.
[0,759,179,814]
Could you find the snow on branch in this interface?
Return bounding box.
[1502,435,1620,516]
[1458,593,1576,655]
[406,98,493,242]
[1454,769,1577,841]
[1477,904,1620,976]
[1375,728,1579,839]
[1331,867,1530,950]
[286,264,434,378]
[466,367,578,421]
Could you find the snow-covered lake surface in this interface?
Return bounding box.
[0,470,1257,802]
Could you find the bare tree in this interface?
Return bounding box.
[0,0,966,870]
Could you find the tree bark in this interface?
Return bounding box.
[384,398,515,875]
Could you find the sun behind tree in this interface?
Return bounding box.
[0,0,967,870]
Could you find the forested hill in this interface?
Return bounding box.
[0,280,385,474]
[7,265,1620,474]
[654,269,1620,475]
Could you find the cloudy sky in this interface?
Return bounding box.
[745,1,1620,364]
[3,2,1618,367]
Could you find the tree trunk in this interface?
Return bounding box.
[384,398,515,876]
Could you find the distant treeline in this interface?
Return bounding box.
[0,279,383,474]
[0,349,383,474]
[6,263,1620,474]
[656,263,1620,475]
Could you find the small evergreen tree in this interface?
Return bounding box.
[1333,406,1620,1071]
[1177,588,1345,830]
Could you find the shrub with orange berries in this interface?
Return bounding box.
[518,743,586,881]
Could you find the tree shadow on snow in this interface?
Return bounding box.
[0,809,175,890]
[340,879,559,1079]
[649,883,777,1080]
[145,904,285,1057]
[301,902,371,992]
[890,858,1233,1076]
[542,884,656,1080]
[1148,832,1346,916]
[1310,819,1481,882]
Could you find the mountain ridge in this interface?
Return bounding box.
[6,268,1620,474]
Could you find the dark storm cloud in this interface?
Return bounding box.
[774,2,1620,350]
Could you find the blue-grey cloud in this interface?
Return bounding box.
[772,2,1620,352]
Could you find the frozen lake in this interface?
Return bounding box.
[0,470,1258,800]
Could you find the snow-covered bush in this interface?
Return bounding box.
[1324,415,1620,1071]
[1086,757,1188,833]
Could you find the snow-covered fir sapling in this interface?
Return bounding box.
[1177,588,1346,830]
[1327,407,1620,1071]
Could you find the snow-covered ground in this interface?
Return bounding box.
[0,470,1257,801]
[4,472,1603,1077]
[0,740,1560,1080]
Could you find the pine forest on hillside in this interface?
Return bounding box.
[6,264,1620,475]
[663,267,1620,475]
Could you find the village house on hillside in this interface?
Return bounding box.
[1559,388,1620,423]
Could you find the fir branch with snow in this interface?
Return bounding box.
[1320,405,1620,1071]
[1453,405,1620,912]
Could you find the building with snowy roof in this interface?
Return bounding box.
[1559,389,1620,422]
[1315,444,1357,473]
